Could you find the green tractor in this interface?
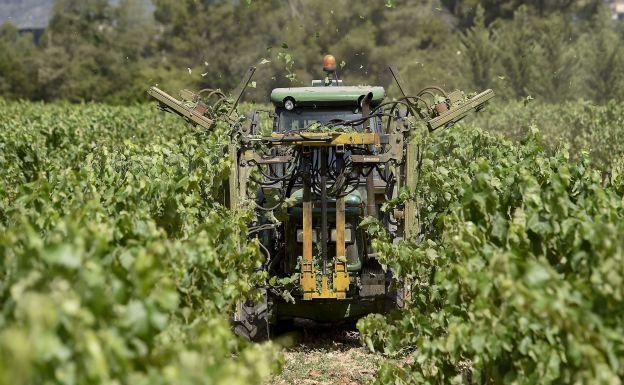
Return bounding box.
[149,55,493,340]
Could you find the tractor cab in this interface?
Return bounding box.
[270,54,385,135]
[270,85,385,133]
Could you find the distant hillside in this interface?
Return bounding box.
[0,0,54,29]
[0,0,153,30]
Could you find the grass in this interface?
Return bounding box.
[268,326,384,385]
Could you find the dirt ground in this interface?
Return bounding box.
[268,324,384,385]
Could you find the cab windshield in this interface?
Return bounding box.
[277,108,379,132]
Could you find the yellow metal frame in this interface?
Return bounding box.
[300,177,350,300]
[270,132,380,147]
[332,196,350,295]
[300,174,317,298]
[241,132,375,300]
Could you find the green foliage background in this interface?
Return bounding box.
[358,104,624,384]
[2,99,624,384]
[470,100,624,171]
[0,0,623,104]
[0,100,282,385]
[2,1,624,383]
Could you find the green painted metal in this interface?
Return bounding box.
[290,188,362,207]
[275,296,394,322]
[289,207,360,217]
[346,258,362,272]
[270,86,385,106]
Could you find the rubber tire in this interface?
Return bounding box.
[232,292,270,341]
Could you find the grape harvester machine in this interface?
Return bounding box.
[148,55,494,339]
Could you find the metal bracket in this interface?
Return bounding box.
[147,86,214,130]
[242,150,293,165]
[350,133,404,164]
[389,66,410,99]
[229,66,256,116]
[427,89,494,131]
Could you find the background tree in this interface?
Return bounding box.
[105,0,158,103]
[0,0,620,104]
[38,0,117,101]
[578,7,624,102]
[443,0,600,28]
[459,6,497,91]
[494,6,540,99]
[531,13,578,102]
[0,23,40,99]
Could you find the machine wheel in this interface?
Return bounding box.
[232,290,271,341]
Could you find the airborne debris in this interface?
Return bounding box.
[385,0,396,8]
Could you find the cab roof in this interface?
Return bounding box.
[270,86,385,107]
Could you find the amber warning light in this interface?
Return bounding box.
[323,54,337,73]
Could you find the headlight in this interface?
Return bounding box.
[284,99,295,110]
[331,228,353,243]
[296,229,353,243]
[296,229,317,243]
